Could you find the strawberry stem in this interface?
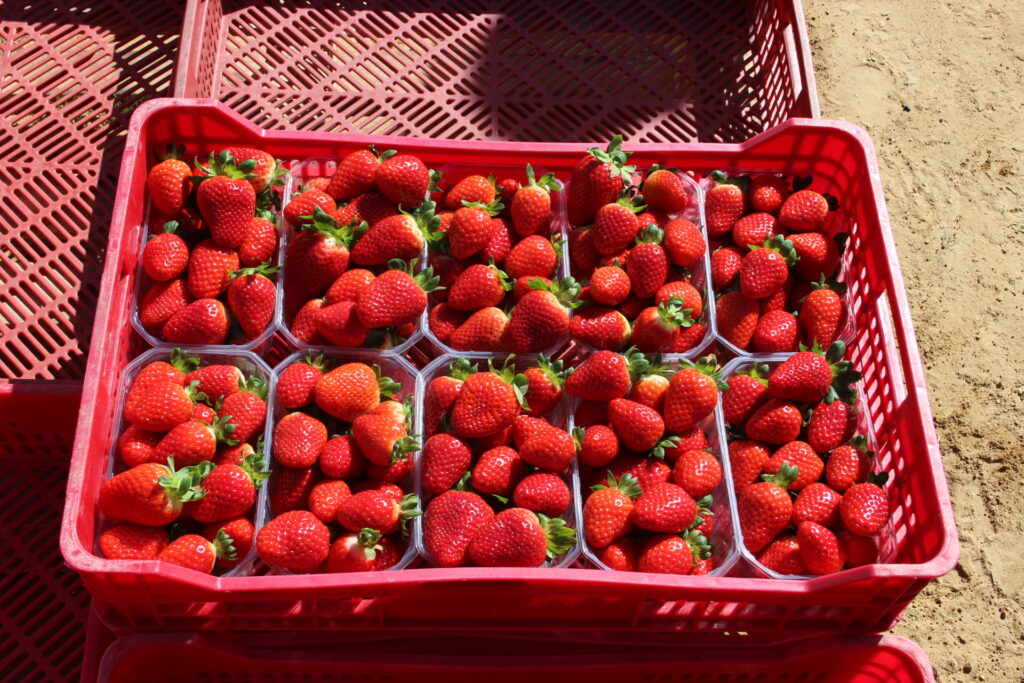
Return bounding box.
[536,513,577,559]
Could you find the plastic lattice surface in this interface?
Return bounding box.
[0,1,184,380]
[176,0,817,141]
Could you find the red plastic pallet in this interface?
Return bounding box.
[0,2,184,380]
[94,632,934,682]
[0,382,90,682]
[174,0,818,142]
[63,100,956,633]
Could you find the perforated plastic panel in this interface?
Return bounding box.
[0,2,184,380]
[176,0,817,141]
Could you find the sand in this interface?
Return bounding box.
[805,1,1024,679]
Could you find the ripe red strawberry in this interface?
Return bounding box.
[427,303,466,344]
[99,523,169,560]
[637,532,701,574]
[319,435,367,480]
[118,425,162,467]
[99,460,204,526]
[153,419,225,467]
[574,425,619,467]
[289,299,327,345]
[670,325,711,357]
[738,476,795,553]
[471,445,525,496]
[510,165,558,236]
[445,173,496,209]
[307,479,353,524]
[142,222,189,282]
[257,510,331,572]
[628,364,671,413]
[125,380,198,432]
[672,450,722,498]
[662,218,705,269]
[325,269,375,305]
[451,364,525,438]
[607,398,665,453]
[214,441,253,467]
[497,177,521,204]
[631,299,691,352]
[797,521,845,574]
[512,275,551,301]
[284,189,336,227]
[584,473,640,548]
[469,507,575,567]
[356,259,438,328]
[662,356,725,432]
[826,437,872,491]
[654,280,702,317]
[765,441,823,491]
[792,482,842,528]
[220,378,267,443]
[315,362,391,421]
[596,537,639,571]
[338,191,399,227]
[779,190,829,232]
[502,278,578,352]
[642,167,689,213]
[751,310,799,352]
[423,490,495,568]
[732,212,780,249]
[139,278,192,332]
[567,307,630,350]
[715,291,759,350]
[840,482,889,536]
[269,466,320,514]
[375,153,430,206]
[709,245,743,289]
[504,235,559,280]
[568,136,635,227]
[757,534,806,575]
[448,263,509,311]
[187,239,239,299]
[838,528,877,566]
[315,301,369,346]
[324,529,387,572]
[423,360,470,436]
[184,363,239,401]
[565,350,633,401]
[749,174,790,214]
[158,532,234,574]
[514,472,570,517]
[800,280,845,348]
[590,266,630,306]
[421,434,472,494]
[337,491,420,535]
[327,147,391,201]
[569,226,599,277]
[624,226,669,298]
[222,146,281,195]
[195,151,258,248]
[740,235,798,299]
[193,455,268,523]
[227,263,277,338]
[705,173,745,236]
[722,363,769,426]
[768,341,860,404]
[148,147,191,215]
[806,400,855,454]
[446,204,496,260]
[759,273,792,314]
[274,412,328,469]
[520,427,575,472]
[480,215,514,264]
[350,203,438,266]
[352,413,413,466]
[745,398,802,444]
[789,232,840,281]
[729,440,772,489]
[449,307,509,351]
[630,482,696,533]
[593,199,641,255]
[284,211,356,309]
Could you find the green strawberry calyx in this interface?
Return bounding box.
[387,258,444,294]
[709,170,750,192]
[372,365,401,398]
[537,513,578,560]
[803,340,862,404]
[571,426,586,450]
[210,415,239,446]
[356,528,384,561]
[400,199,442,237]
[462,196,505,217]
[737,362,770,387]
[453,471,472,492]
[650,435,682,460]
[303,351,327,373]
[447,357,474,381]
[849,434,872,454]
[212,528,238,562]
[156,143,186,161]
[535,354,567,390]
[587,135,636,183]
[192,149,257,183]
[158,456,210,504]
[748,234,800,267]
[488,356,532,411]
[390,435,420,465]
[656,296,696,329]
[237,374,268,400]
[635,224,665,246]
[523,163,560,193]
[398,493,422,537]
[686,354,728,391]
[529,276,583,310]
[808,273,848,296]
[760,461,799,490]
[168,348,200,375]
[240,450,270,489]
[682,529,712,562]
[367,145,398,163]
[592,471,642,499]
[156,220,180,236]
[229,260,280,282]
[298,206,357,247]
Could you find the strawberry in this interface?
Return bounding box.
[715,291,759,350]
[596,537,639,571]
[421,434,472,494]
[826,437,872,491]
[284,189,336,227]
[289,299,327,345]
[624,226,669,298]
[325,269,375,305]
[356,259,438,328]
[511,165,558,236]
[148,146,192,215]
[764,441,823,490]
[423,360,470,436]
[583,472,641,548]
[139,279,192,333]
[192,455,268,523]
[705,173,745,236]
[375,153,431,206]
[99,460,204,526]
[740,235,798,299]
[608,398,665,453]
[569,226,600,277]
[315,301,369,346]
[350,202,438,266]
[513,275,551,301]
[497,177,521,204]
[227,262,278,338]
[142,222,189,282]
[738,472,796,553]
[662,218,705,269]
[451,363,526,438]
[630,482,696,533]
[637,532,705,574]
[448,263,509,311]
[269,466,320,514]
[800,279,845,348]
[471,445,525,497]
[792,482,842,528]
[194,151,258,248]
[564,349,633,402]
[283,209,353,308]
[654,280,703,317]
[428,303,466,344]
[631,299,692,352]
[319,435,367,479]
[158,532,234,574]
[590,266,631,306]
[757,535,806,575]
[222,146,281,195]
[710,245,744,289]
[447,204,498,260]
[366,451,414,484]
[327,147,391,201]
[779,190,829,232]
[315,362,394,421]
[514,472,570,517]
[352,413,414,467]
[759,274,792,314]
[162,298,229,344]
[468,507,575,567]
[722,363,769,426]
[838,529,877,567]
[574,425,619,467]
[745,398,802,444]
[732,212,780,249]
[479,215,513,264]
[642,167,689,213]
[449,307,508,351]
[308,479,353,524]
[512,416,553,449]
[520,427,575,472]
[338,191,399,227]
[672,323,711,353]
[422,490,495,568]
[153,418,228,467]
[751,310,799,352]
[789,232,840,281]
[568,136,635,227]
[662,356,725,433]
[749,174,790,214]
[337,491,420,535]
[840,482,889,536]
[256,510,331,572]
[273,412,328,468]
[184,363,240,400]
[729,440,772,489]
[125,380,199,432]
[567,307,631,350]
[672,427,709,453]
[627,360,672,413]
[768,341,860,404]
[324,529,387,572]
[672,450,722,498]
[502,278,579,352]
[806,400,855,454]
[521,355,565,417]
[593,199,641,255]
[445,173,496,209]
[504,235,559,280]
[99,523,169,560]
[214,441,253,467]
[220,377,267,443]
[118,425,162,467]
[797,521,845,574]
[187,239,240,299]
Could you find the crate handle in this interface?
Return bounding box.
[875,288,908,405]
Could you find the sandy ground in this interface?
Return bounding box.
[804,1,1024,680]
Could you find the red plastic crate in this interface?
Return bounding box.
[94,632,934,682]
[63,100,955,633]
[174,0,818,142]
[0,1,184,380]
[0,382,91,682]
